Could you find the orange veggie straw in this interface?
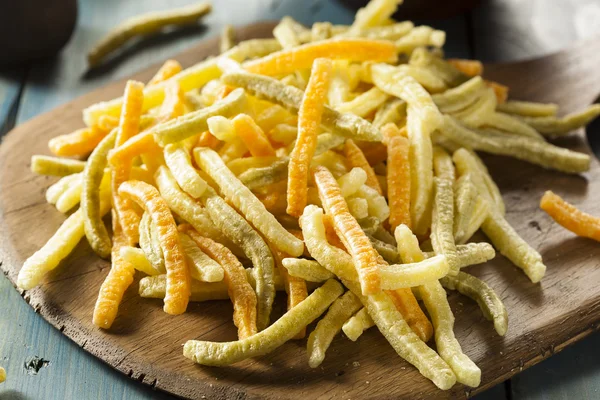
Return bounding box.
[258,190,288,215]
[183,227,258,339]
[358,141,388,166]
[382,123,411,231]
[109,131,161,165]
[486,81,509,104]
[215,85,234,101]
[148,59,182,85]
[196,131,220,149]
[49,115,119,157]
[313,166,381,295]
[344,139,383,195]
[387,289,433,342]
[540,190,600,242]
[92,212,136,329]
[115,81,145,145]
[119,180,190,315]
[244,38,397,76]
[270,245,308,339]
[287,58,333,217]
[286,272,309,338]
[49,125,111,157]
[112,154,140,245]
[447,59,483,77]
[159,81,186,121]
[112,80,145,245]
[322,214,347,250]
[108,81,179,177]
[232,114,276,157]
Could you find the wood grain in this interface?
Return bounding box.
[510,332,600,400]
[2,21,600,400]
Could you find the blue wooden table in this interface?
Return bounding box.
[1,0,599,398]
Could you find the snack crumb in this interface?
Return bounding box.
[352,361,360,367]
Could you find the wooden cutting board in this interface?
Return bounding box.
[1,21,600,399]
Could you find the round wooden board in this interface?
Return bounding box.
[2,22,600,400]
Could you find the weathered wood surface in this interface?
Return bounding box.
[1,17,600,400]
[3,0,600,399]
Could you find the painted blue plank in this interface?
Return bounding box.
[0,276,172,399]
[510,332,600,400]
[0,68,24,136]
[16,0,221,124]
